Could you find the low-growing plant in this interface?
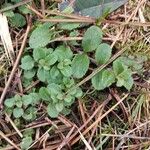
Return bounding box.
[4,24,139,120]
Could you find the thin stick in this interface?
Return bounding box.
[71,94,128,145]
[0,130,21,150]
[27,5,44,18]
[57,96,111,149]
[0,0,32,13]
[101,133,150,140]
[57,126,75,150]
[49,37,83,43]
[103,20,150,27]
[44,10,95,20]
[0,25,31,108]
[41,0,45,16]
[26,127,53,150]
[40,18,95,23]
[5,113,23,138]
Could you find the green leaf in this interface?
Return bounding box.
[18,5,32,14]
[33,48,53,62]
[50,66,60,79]
[64,95,73,103]
[63,77,74,88]
[75,87,83,98]
[4,98,15,108]
[60,66,72,77]
[24,69,36,79]
[13,107,24,118]
[9,13,26,27]
[61,108,71,116]
[48,71,63,85]
[113,59,133,90]
[37,67,49,82]
[29,23,53,49]
[2,3,15,17]
[82,26,103,52]
[21,55,34,70]
[47,103,59,118]
[14,95,22,107]
[15,100,22,108]
[55,102,64,112]
[45,53,58,66]
[116,69,133,91]
[39,87,50,101]
[22,95,33,106]
[72,54,89,78]
[55,45,73,61]
[95,43,112,64]
[22,107,37,121]
[20,136,32,150]
[92,69,115,90]
[47,83,62,95]
[113,59,127,76]
[23,129,34,137]
[29,93,40,105]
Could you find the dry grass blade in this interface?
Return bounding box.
[5,113,23,138]
[0,24,31,108]
[58,96,112,149]
[26,126,53,150]
[71,94,129,145]
[77,128,94,150]
[0,14,15,65]
[0,130,21,150]
[40,18,95,23]
[57,125,75,150]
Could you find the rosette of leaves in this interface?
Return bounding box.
[20,42,83,118]
[4,93,40,121]
[6,25,135,120]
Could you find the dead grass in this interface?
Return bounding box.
[0,0,150,149]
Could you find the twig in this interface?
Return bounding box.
[103,19,150,27]
[58,96,111,149]
[49,37,83,43]
[5,113,23,138]
[41,0,45,16]
[27,5,44,18]
[0,0,32,13]
[44,10,95,20]
[24,80,40,93]
[40,18,95,23]
[71,94,128,145]
[0,130,21,150]
[57,125,75,150]
[26,127,53,150]
[0,24,31,108]
[101,133,150,140]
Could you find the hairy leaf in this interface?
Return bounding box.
[82,26,103,52]
[47,103,59,118]
[29,23,53,49]
[72,54,89,78]
[95,43,112,64]
[92,69,115,90]
[21,55,34,70]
